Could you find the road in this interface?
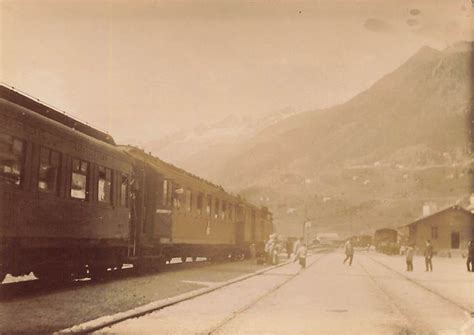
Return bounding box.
[97,250,474,335]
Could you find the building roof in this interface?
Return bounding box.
[401,205,472,228]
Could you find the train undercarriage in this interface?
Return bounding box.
[0,239,258,283]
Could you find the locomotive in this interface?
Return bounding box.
[0,85,273,282]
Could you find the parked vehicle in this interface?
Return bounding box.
[373,229,399,255]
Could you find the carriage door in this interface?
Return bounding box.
[235,205,245,245]
[251,210,256,242]
[155,178,172,243]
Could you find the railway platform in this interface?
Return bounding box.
[92,250,474,335]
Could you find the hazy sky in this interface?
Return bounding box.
[1,0,472,143]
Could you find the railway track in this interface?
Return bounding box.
[55,249,331,334]
[358,254,472,334]
[205,252,328,335]
[366,254,473,314]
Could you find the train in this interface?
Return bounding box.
[373,228,399,255]
[0,85,273,282]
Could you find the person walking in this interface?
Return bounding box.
[424,240,433,272]
[406,244,414,272]
[343,239,354,266]
[467,240,474,272]
[296,243,307,269]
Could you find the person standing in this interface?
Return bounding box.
[424,240,433,272]
[467,240,474,272]
[343,239,354,266]
[406,244,414,272]
[264,238,273,265]
[296,243,307,269]
[293,238,302,261]
[286,239,293,259]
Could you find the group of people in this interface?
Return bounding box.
[268,236,474,274]
[264,236,308,269]
[404,240,434,272]
[264,234,281,265]
[292,238,307,269]
[403,239,474,273]
[342,238,474,273]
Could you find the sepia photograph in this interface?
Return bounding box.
[0,0,473,334]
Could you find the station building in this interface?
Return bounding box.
[402,205,473,255]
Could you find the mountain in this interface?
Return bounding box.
[213,42,473,237]
[143,107,296,180]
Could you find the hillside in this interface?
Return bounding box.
[214,42,473,237]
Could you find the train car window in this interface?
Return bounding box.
[167,181,173,207]
[0,134,24,186]
[185,189,192,212]
[196,193,203,215]
[214,199,220,219]
[229,204,234,221]
[98,166,113,203]
[71,158,89,199]
[221,201,226,220]
[120,174,129,207]
[173,184,182,210]
[162,180,168,206]
[38,147,61,193]
[206,195,212,216]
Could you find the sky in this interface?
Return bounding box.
[0,0,472,144]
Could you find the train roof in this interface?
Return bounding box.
[1,97,132,165]
[122,145,228,191]
[121,145,266,210]
[0,84,115,145]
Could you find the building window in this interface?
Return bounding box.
[71,158,89,199]
[120,174,129,207]
[98,166,113,203]
[38,147,61,193]
[431,226,438,240]
[0,134,24,186]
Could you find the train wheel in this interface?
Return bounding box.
[89,265,108,281]
[191,256,197,262]
[181,257,187,263]
[34,267,72,283]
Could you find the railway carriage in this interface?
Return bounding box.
[124,147,247,266]
[373,228,399,255]
[0,86,134,281]
[0,85,273,282]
